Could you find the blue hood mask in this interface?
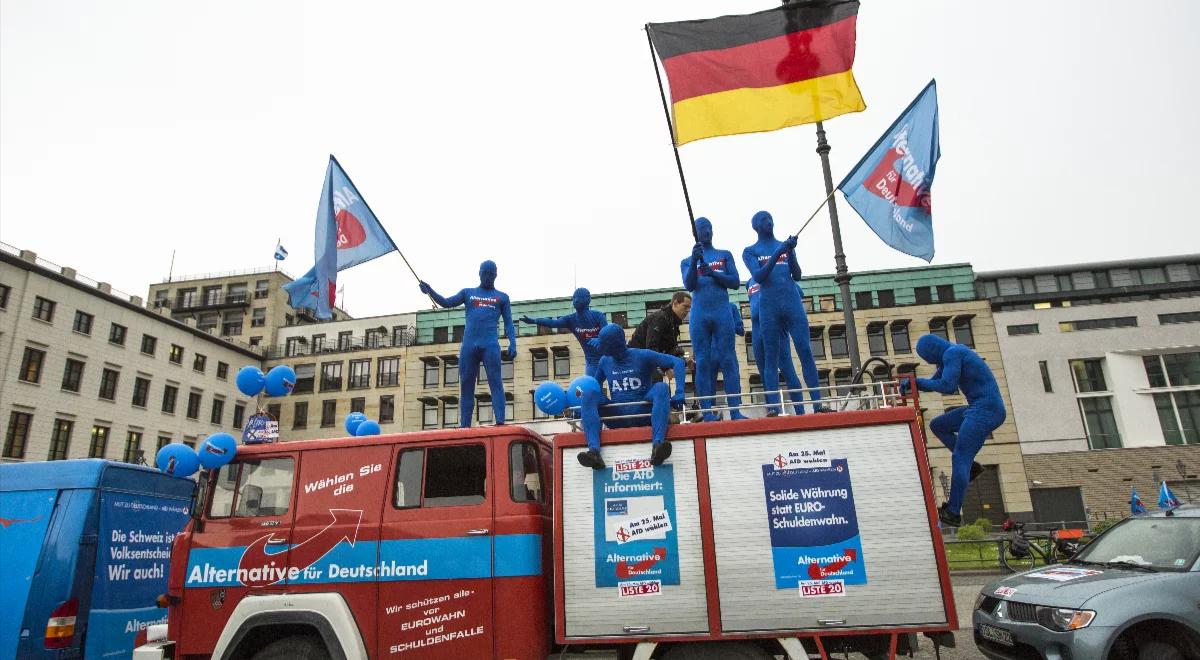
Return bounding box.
[572,287,591,312]
[595,323,627,357]
[916,334,951,364]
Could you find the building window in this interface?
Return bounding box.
[531,389,550,419]
[1059,317,1138,332]
[73,310,94,335]
[140,335,157,356]
[249,336,262,347]
[33,296,56,322]
[380,395,395,424]
[442,398,459,428]
[321,361,343,391]
[744,332,755,364]
[423,359,440,388]
[251,308,266,327]
[553,347,571,379]
[422,400,439,429]
[169,344,184,365]
[365,328,385,349]
[233,404,245,430]
[952,316,975,347]
[222,316,243,336]
[89,425,110,458]
[211,398,225,425]
[293,401,308,429]
[186,392,202,420]
[612,311,628,328]
[350,397,366,414]
[99,368,120,401]
[913,287,932,305]
[1153,391,1200,446]
[433,327,449,344]
[48,419,73,460]
[155,436,171,452]
[531,349,549,380]
[1070,359,1108,393]
[348,359,371,389]
[1079,397,1121,449]
[109,323,127,346]
[866,322,888,356]
[285,337,304,357]
[505,393,515,422]
[890,321,911,353]
[338,331,353,350]
[3,411,32,459]
[828,326,848,358]
[378,357,401,387]
[132,377,150,407]
[254,279,269,299]
[321,400,336,428]
[193,354,207,373]
[854,291,873,309]
[818,295,837,312]
[1007,323,1039,336]
[122,431,143,463]
[19,347,46,383]
[928,318,949,341]
[216,362,229,380]
[61,358,85,393]
[936,285,956,303]
[266,403,281,422]
[833,368,853,396]
[477,397,494,425]
[1039,361,1053,393]
[1159,311,1200,325]
[162,384,178,413]
[876,289,896,308]
[0,283,9,309]
[393,325,410,347]
[501,357,514,382]
[452,325,465,342]
[443,357,459,386]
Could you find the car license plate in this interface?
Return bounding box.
[978,623,1014,647]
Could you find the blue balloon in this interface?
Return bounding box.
[345,412,367,435]
[355,420,381,436]
[198,433,238,470]
[566,376,602,408]
[236,366,266,397]
[264,365,297,397]
[155,443,200,478]
[534,382,567,415]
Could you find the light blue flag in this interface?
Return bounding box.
[1130,486,1147,515]
[274,241,288,261]
[1158,481,1181,509]
[838,80,940,262]
[282,156,398,319]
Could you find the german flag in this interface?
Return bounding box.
[648,1,865,146]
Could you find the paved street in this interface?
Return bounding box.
[908,572,992,660]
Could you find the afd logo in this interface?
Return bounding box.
[609,376,643,393]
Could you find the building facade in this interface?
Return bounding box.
[0,245,263,464]
[977,255,1200,521]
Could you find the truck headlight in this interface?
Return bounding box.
[1035,607,1095,631]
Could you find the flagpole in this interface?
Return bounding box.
[645,26,698,242]
[814,121,862,374]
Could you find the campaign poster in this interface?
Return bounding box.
[85,491,190,658]
[592,463,680,589]
[762,449,867,590]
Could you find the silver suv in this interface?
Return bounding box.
[973,505,1200,660]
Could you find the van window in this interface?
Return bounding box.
[207,458,295,518]
[393,445,486,509]
[510,442,543,503]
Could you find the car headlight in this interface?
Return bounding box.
[1035,607,1095,632]
[974,593,987,610]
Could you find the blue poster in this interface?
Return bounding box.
[592,464,680,588]
[762,455,867,589]
[85,491,190,658]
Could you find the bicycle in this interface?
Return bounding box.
[998,520,1084,573]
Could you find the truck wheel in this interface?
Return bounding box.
[1136,640,1184,660]
[661,642,772,660]
[250,635,331,660]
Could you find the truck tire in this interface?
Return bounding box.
[1136,640,1185,660]
[661,641,772,660]
[249,635,331,660]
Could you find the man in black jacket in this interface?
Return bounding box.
[629,292,691,358]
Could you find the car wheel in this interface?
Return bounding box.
[250,635,331,660]
[1136,640,1185,660]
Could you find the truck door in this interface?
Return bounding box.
[377,439,494,659]
[178,453,298,654]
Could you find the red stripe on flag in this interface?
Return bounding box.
[662,16,857,103]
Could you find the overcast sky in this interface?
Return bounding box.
[3,1,1198,318]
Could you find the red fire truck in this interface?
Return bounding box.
[135,383,957,660]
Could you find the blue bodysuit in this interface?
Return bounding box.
[741,211,821,414]
[582,324,686,452]
[419,260,516,428]
[681,217,745,421]
[908,334,1007,515]
[747,281,806,414]
[521,288,607,377]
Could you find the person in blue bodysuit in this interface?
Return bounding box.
[901,334,1005,527]
[741,211,822,415]
[747,280,806,415]
[576,324,686,470]
[520,288,607,377]
[681,217,746,421]
[419,260,516,428]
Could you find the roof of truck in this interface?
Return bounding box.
[0,459,193,497]
[236,423,551,456]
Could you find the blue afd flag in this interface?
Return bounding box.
[282,156,398,319]
[838,80,940,262]
[1130,486,1147,515]
[1158,481,1181,509]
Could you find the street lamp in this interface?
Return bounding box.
[1178,459,1192,503]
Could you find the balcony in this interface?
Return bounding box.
[266,327,418,359]
[173,292,251,312]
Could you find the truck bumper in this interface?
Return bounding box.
[132,641,174,660]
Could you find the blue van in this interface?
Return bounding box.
[0,459,192,659]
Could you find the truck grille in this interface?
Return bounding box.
[1005,601,1037,622]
